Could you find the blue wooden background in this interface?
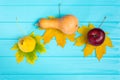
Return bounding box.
[0,0,120,80]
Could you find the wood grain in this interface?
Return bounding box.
[0,22,119,39]
[0,6,119,22]
[0,75,119,80]
[0,57,119,75]
[0,40,119,57]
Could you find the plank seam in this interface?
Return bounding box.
[0,38,120,40]
[0,74,119,75]
[0,56,120,58]
[0,4,120,6]
[0,21,119,23]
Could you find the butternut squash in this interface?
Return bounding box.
[38,15,78,34]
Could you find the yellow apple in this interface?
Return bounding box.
[18,36,36,52]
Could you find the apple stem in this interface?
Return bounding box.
[58,3,61,18]
[16,17,27,36]
[98,16,107,28]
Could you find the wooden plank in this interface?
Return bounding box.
[0,6,119,22]
[0,0,119,5]
[0,22,119,39]
[0,75,119,80]
[0,39,119,57]
[0,23,45,39]
[0,6,58,22]
[0,57,119,75]
[61,6,120,22]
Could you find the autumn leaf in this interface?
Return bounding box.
[36,43,46,53]
[78,26,88,34]
[88,24,95,29]
[75,24,113,60]
[66,34,75,42]
[11,32,46,64]
[16,50,24,63]
[96,44,106,60]
[95,36,113,60]
[104,36,113,47]
[84,43,95,56]
[75,24,95,46]
[48,16,56,19]
[55,30,66,47]
[26,51,38,64]
[30,32,35,37]
[35,35,43,43]
[11,43,18,50]
[75,36,87,46]
[42,28,75,47]
[43,29,55,44]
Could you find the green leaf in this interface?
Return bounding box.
[16,50,24,63]
[11,43,18,50]
[48,16,56,19]
[26,51,38,64]
[30,32,35,37]
[39,27,44,30]
[35,35,43,43]
[36,43,46,54]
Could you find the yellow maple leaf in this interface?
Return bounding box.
[66,34,75,42]
[96,43,106,60]
[84,43,95,56]
[43,28,75,47]
[43,29,55,44]
[75,36,87,46]
[55,30,66,47]
[104,36,113,47]
[75,24,113,60]
[11,43,18,50]
[95,36,113,60]
[16,51,24,63]
[11,32,46,64]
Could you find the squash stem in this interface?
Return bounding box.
[58,3,61,18]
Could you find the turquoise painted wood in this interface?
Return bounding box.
[0,40,120,57]
[0,0,120,80]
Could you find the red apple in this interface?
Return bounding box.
[87,28,105,46]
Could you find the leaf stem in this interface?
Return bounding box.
[16,17,27,36]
